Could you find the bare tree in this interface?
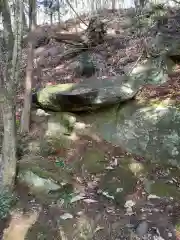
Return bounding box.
[0,0,23,190]
[57,0,61,23]
[29,0,37,30]
[111,0,116,11]
[20,0,36,133]
[11,1,28,33]
[22,3,29,33]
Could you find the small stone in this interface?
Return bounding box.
[60,213,73,220]
[124,200,136,208]
[136,221,149,238]
[168,232,173,237]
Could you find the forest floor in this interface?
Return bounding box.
[2,135,180,240]
[1,7,180,240]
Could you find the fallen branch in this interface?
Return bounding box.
[46,47,87,67]
[53,32,85,43]
[65,0,88,27]
[22,17,107,49]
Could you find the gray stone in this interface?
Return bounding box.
[80,101,180,165]
[18,170,61,194]
[32,76,138,112]
[136,221,149,238]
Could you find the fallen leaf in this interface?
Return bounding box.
[105,166,114,170]
[83,198,97,203]
[116,188,123,193]
[102,191,114,200]
[60,213,73,220]
[94,226,104,233]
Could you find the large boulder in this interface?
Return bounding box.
[32,50,173,113]
[80,100,180,166]
[17,156,74,203]
[146,11,180,61]
[32,77,139,112]
[127,55,174,86]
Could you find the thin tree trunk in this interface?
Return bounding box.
[20,0,35,133]
[50,11,53,25]
[22,4,28,33]
[29,0,37,30]
[111,0,116,11]
[58,0,61,23]
[1,0,14,49]
[20,43,33,133]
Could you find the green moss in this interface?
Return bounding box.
[0,189,16,219]
[150,180,180,199]
[83,149,107,174]
[18,157,73,186]
[99,165,137,205]
[175,223,180,231]
[38,83,75,103]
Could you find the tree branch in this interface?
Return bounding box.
[65,0,88,26]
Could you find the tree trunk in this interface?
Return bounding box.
[58,0,61,23]
[0,0,22,190]
[1,1,14,47]
[111,0,116,11]
[22,4,28,34]
[0,1,15,190]
[20,42,33,133]
[50,11,53,25]
[1,101,16,188]
[20,0,35,133]
[29,0,37,30]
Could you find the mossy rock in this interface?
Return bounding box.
[45,112,76,138]
[18,156,73,187]
[32,78,139,113]
[38,83,75,106]
[18,156,75,203]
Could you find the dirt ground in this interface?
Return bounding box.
[0,135,180,240]
[0,137,134,240]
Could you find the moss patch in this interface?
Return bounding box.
[150,180,180,199]
[82,149,107,174]
[99,165,137,205]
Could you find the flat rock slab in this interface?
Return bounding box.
[32,77,138,112]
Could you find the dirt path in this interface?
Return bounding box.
[1,134,180,240]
